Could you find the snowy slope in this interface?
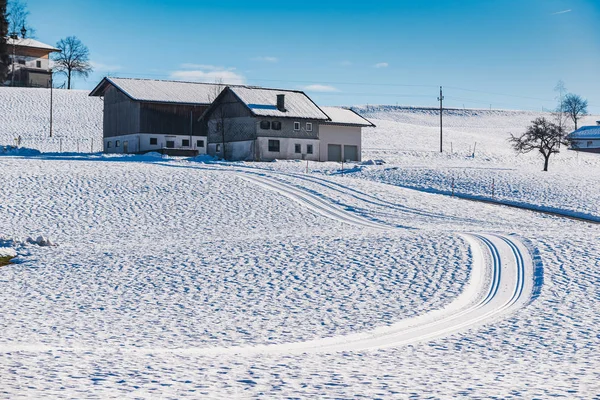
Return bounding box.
[0,87,102,152]
[0,96,599,398]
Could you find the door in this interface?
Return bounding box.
[343,145,358,161]
[123,141,128,153]
[327,144,342,162]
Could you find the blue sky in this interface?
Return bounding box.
[25,0,600,112]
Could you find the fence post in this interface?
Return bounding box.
[451,177,455,197]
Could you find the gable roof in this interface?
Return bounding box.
[229,86,329,120]
[89,77,224,105]
[320,106,375,127]
[6,37,60,52]
[570,126,600,140]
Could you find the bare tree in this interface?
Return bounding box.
[0,0,9,83]
[561,93,588,130]
[51,36,93,89]
[552,80,570,132]
[510,117,568,172]
[7,0,34,37]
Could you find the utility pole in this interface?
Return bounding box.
[49,73,53,137]
[438,86,444,153]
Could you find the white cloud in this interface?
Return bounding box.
[170,69,246,85]
[90,61,122,71]
[374,62,389,68]
[551,9,571,15]
[302,84,340,93]
[252,56,279,63]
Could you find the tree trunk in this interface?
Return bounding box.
[543,155,550,172]
[67,69,71,89]
[574,118,578,130]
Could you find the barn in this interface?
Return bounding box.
[89,77,222,155]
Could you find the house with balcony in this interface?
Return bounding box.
[5,37,60,88]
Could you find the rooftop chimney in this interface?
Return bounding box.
[277,94,286,112]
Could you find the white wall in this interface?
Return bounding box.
[104,133,207,154]
[256,137,319,161]
[319,125,362,162]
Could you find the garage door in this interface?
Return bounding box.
[344,145,358,161]
[328,144,342,162]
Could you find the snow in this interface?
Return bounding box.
[320,106,375,126]
[230,86,330,119]
[0,87,102,152]
[570,125,600,139]
[92,77,222,104]
[1,91,599,398]
[6,37,60,51]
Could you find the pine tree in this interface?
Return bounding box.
[0,0,9,83]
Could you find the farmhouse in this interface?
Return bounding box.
[569,122,600,153]
[90,77,218,155]
[4,37,60,88]
[90,77,374,161]
[202,86,375,161]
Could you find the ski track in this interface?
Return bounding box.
[140,174,533,356]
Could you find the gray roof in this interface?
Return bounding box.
[90,77,223,105]
[320,106,375,127]
[229,86,329,120]
[570,126,600,140]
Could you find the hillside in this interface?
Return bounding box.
[0,87,103,152]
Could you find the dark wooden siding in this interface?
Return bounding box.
[207,90,255,143]
[139,103,208,136]
[103,86,140,138]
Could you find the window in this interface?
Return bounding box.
[587,141,593,147]
[166,141,175,148]
[17,59,25,65]
[260,120,271,130]
[294,122,300,131]
[182,139,190,147]
[216,144,221,152]
[272,121,281,130]
[306,122,313,132]
[306,144,313,154]
[197,140,205,148]
[36,60,41,68]
[106,141,112,148]
[295,144,301,154]
[268,139,280,152]
[116,140,121,147]
[150,137,158,145]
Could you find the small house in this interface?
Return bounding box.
[5,37,60,88]
[569,122,600,153]
[318,106,375,162]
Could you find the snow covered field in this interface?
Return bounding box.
[0,87,102,152]
[1,92,599,398]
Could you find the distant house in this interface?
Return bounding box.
[90,77,375,160]
[569,122,600,154]
[4,37,60,88]
[90,77,218,155]
[202,86,374,161]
